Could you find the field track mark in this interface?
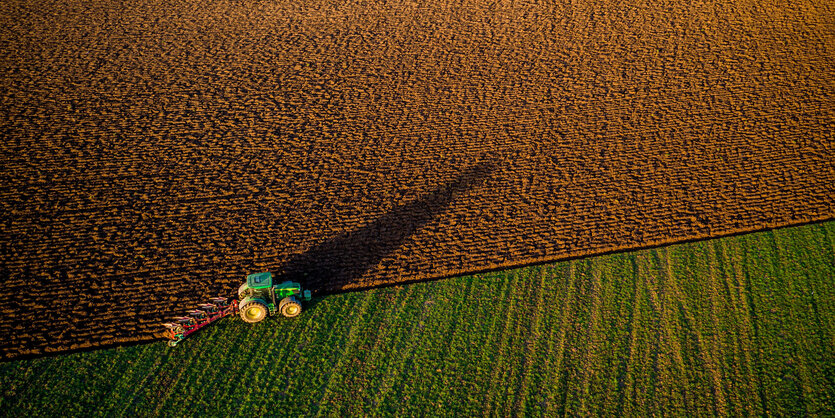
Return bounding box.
[815,223,835,349]
[431,277,478,412]
[110,343,163,415]
[721,239,763,414]
[153,338,214,415]
[364,286,416,355]
[149,358,187,416]
[498,270,537,417]
[541,261,578,416]
[245,315,311,414]
[511,267,548,415]
[641,250,687,414]
[207,322,258,411]
[375,279,480,415]
[321,284,414,412]
[470,270,520,414]
[665,247,727,415]
[760,231,808,415]
[314,291,375,416]
[484,269,523,414]
[93,347,135,408]
[367,286,428,413]
[26,355,65,409]
[736,238,771,415]
[573,261,604,415]
[228,313,297,415]
[709,240,742,414]
[772,229,816,414]
[824,223,835,259]
[637,252,662,411]
[227,326,283,416]
[615,255,642,416]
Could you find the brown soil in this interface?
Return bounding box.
[1,0,833,360]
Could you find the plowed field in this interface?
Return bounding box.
[1,0,833,359]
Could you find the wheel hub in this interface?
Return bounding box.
[245,307,262,320]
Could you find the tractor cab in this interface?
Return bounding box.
[238,272,273,300]
[246,272,273,289]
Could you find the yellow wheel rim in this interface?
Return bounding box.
[286,305,299,315]
[245,307,263,320]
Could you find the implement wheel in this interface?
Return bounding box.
[239,301,268,323]
[279,297,302,318]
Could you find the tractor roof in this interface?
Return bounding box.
[246,272,273,289]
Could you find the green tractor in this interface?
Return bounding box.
[237,272,312,323]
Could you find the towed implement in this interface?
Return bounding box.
[162,297,238,347]
[162,272,312,347]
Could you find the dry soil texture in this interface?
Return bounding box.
[1,0,833,358]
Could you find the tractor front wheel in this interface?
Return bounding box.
[279,297,302,318]
[239,301,268,323]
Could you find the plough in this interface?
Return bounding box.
[162,297,238,347]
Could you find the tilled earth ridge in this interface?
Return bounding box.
[1,0,833,359]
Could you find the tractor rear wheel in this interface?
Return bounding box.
[239,301,268,323]
[279,297,302,318]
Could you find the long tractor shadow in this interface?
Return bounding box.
[279,158,497,296]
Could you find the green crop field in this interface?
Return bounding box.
[1,221,833,416]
